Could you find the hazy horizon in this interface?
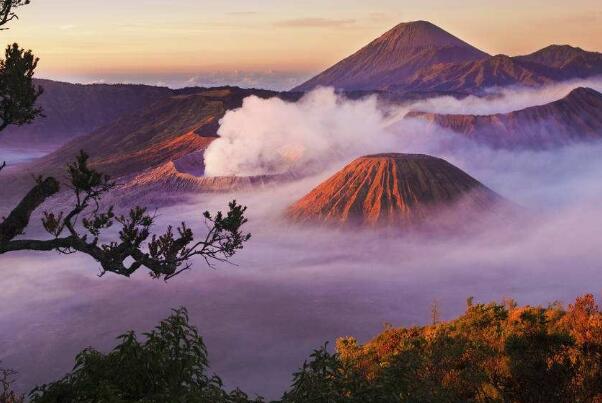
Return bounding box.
[2,0,601,90]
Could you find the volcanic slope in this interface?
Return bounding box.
[0,87,287,204]
[293,20,489,92]
[397,54,555,94]
[406,87,602,149]
[294,21,602,94]
[287,153,504,227]
[0,79,174,147]
[515,45,602,79]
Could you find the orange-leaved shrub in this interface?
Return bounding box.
[283,294,602,403]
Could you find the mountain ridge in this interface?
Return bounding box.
[0,79,174,148]
[406,87,602,149]
[396,54,556,94]
[0,87,293,207]
[293,21,489,92]
[515,45,602,78]
[294,21,602,94]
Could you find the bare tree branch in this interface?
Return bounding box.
[0,151,251,280]
[0,176,59,244]
[0,0,30,29]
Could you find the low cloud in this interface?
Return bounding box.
[204,78,602,178]
[274,18,356,29]
[226,11,257,16]
[4,79,602,400]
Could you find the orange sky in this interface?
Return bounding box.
[1,0,601,88]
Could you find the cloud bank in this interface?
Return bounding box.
[204,78,602,178]
[203,88,396,176]
[3,79,602,399]
[274,18,357,28]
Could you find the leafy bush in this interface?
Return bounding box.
[30,308,263,403]
[283,294,602,403]
[26,295,602,402]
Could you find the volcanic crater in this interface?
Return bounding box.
[287,153,506,228]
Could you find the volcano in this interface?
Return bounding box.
[515,45,602,78]
[293,21,489,92]
[0,87,292,206]
[294,21,602,94]
[406,87,602,149]
[397,54,555,94]
[115,150,301,206]
[287,153,503,227]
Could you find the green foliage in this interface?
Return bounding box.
[30,308,264,403]
[0,43,42,131]
[67,150,114,195]
[0,1,37,170]
[281,344,383,403]
[21,295,602,402]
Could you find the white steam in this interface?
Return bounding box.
[203,88,396,177]
[204,78,602,177]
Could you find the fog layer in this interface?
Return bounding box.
[2,80,602,399]
[203,78,602,177]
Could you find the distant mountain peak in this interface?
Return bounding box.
[372,20,475,49]
[516,45,602,74]
[293,21,488,91]
[532,44,585,54]
[294,20,602,93]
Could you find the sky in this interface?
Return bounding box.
[1,0,601,89]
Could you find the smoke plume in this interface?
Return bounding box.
[203,88,396,176]
[204,78,602,177]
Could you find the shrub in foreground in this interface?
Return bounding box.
[29,308,263,403]
[283,294,602,402]
[27,295,602,402]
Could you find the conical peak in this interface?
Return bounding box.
[292,20,488,92]
[286,153,503,227]
[374,20,476,49]
[345,154,466,185]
